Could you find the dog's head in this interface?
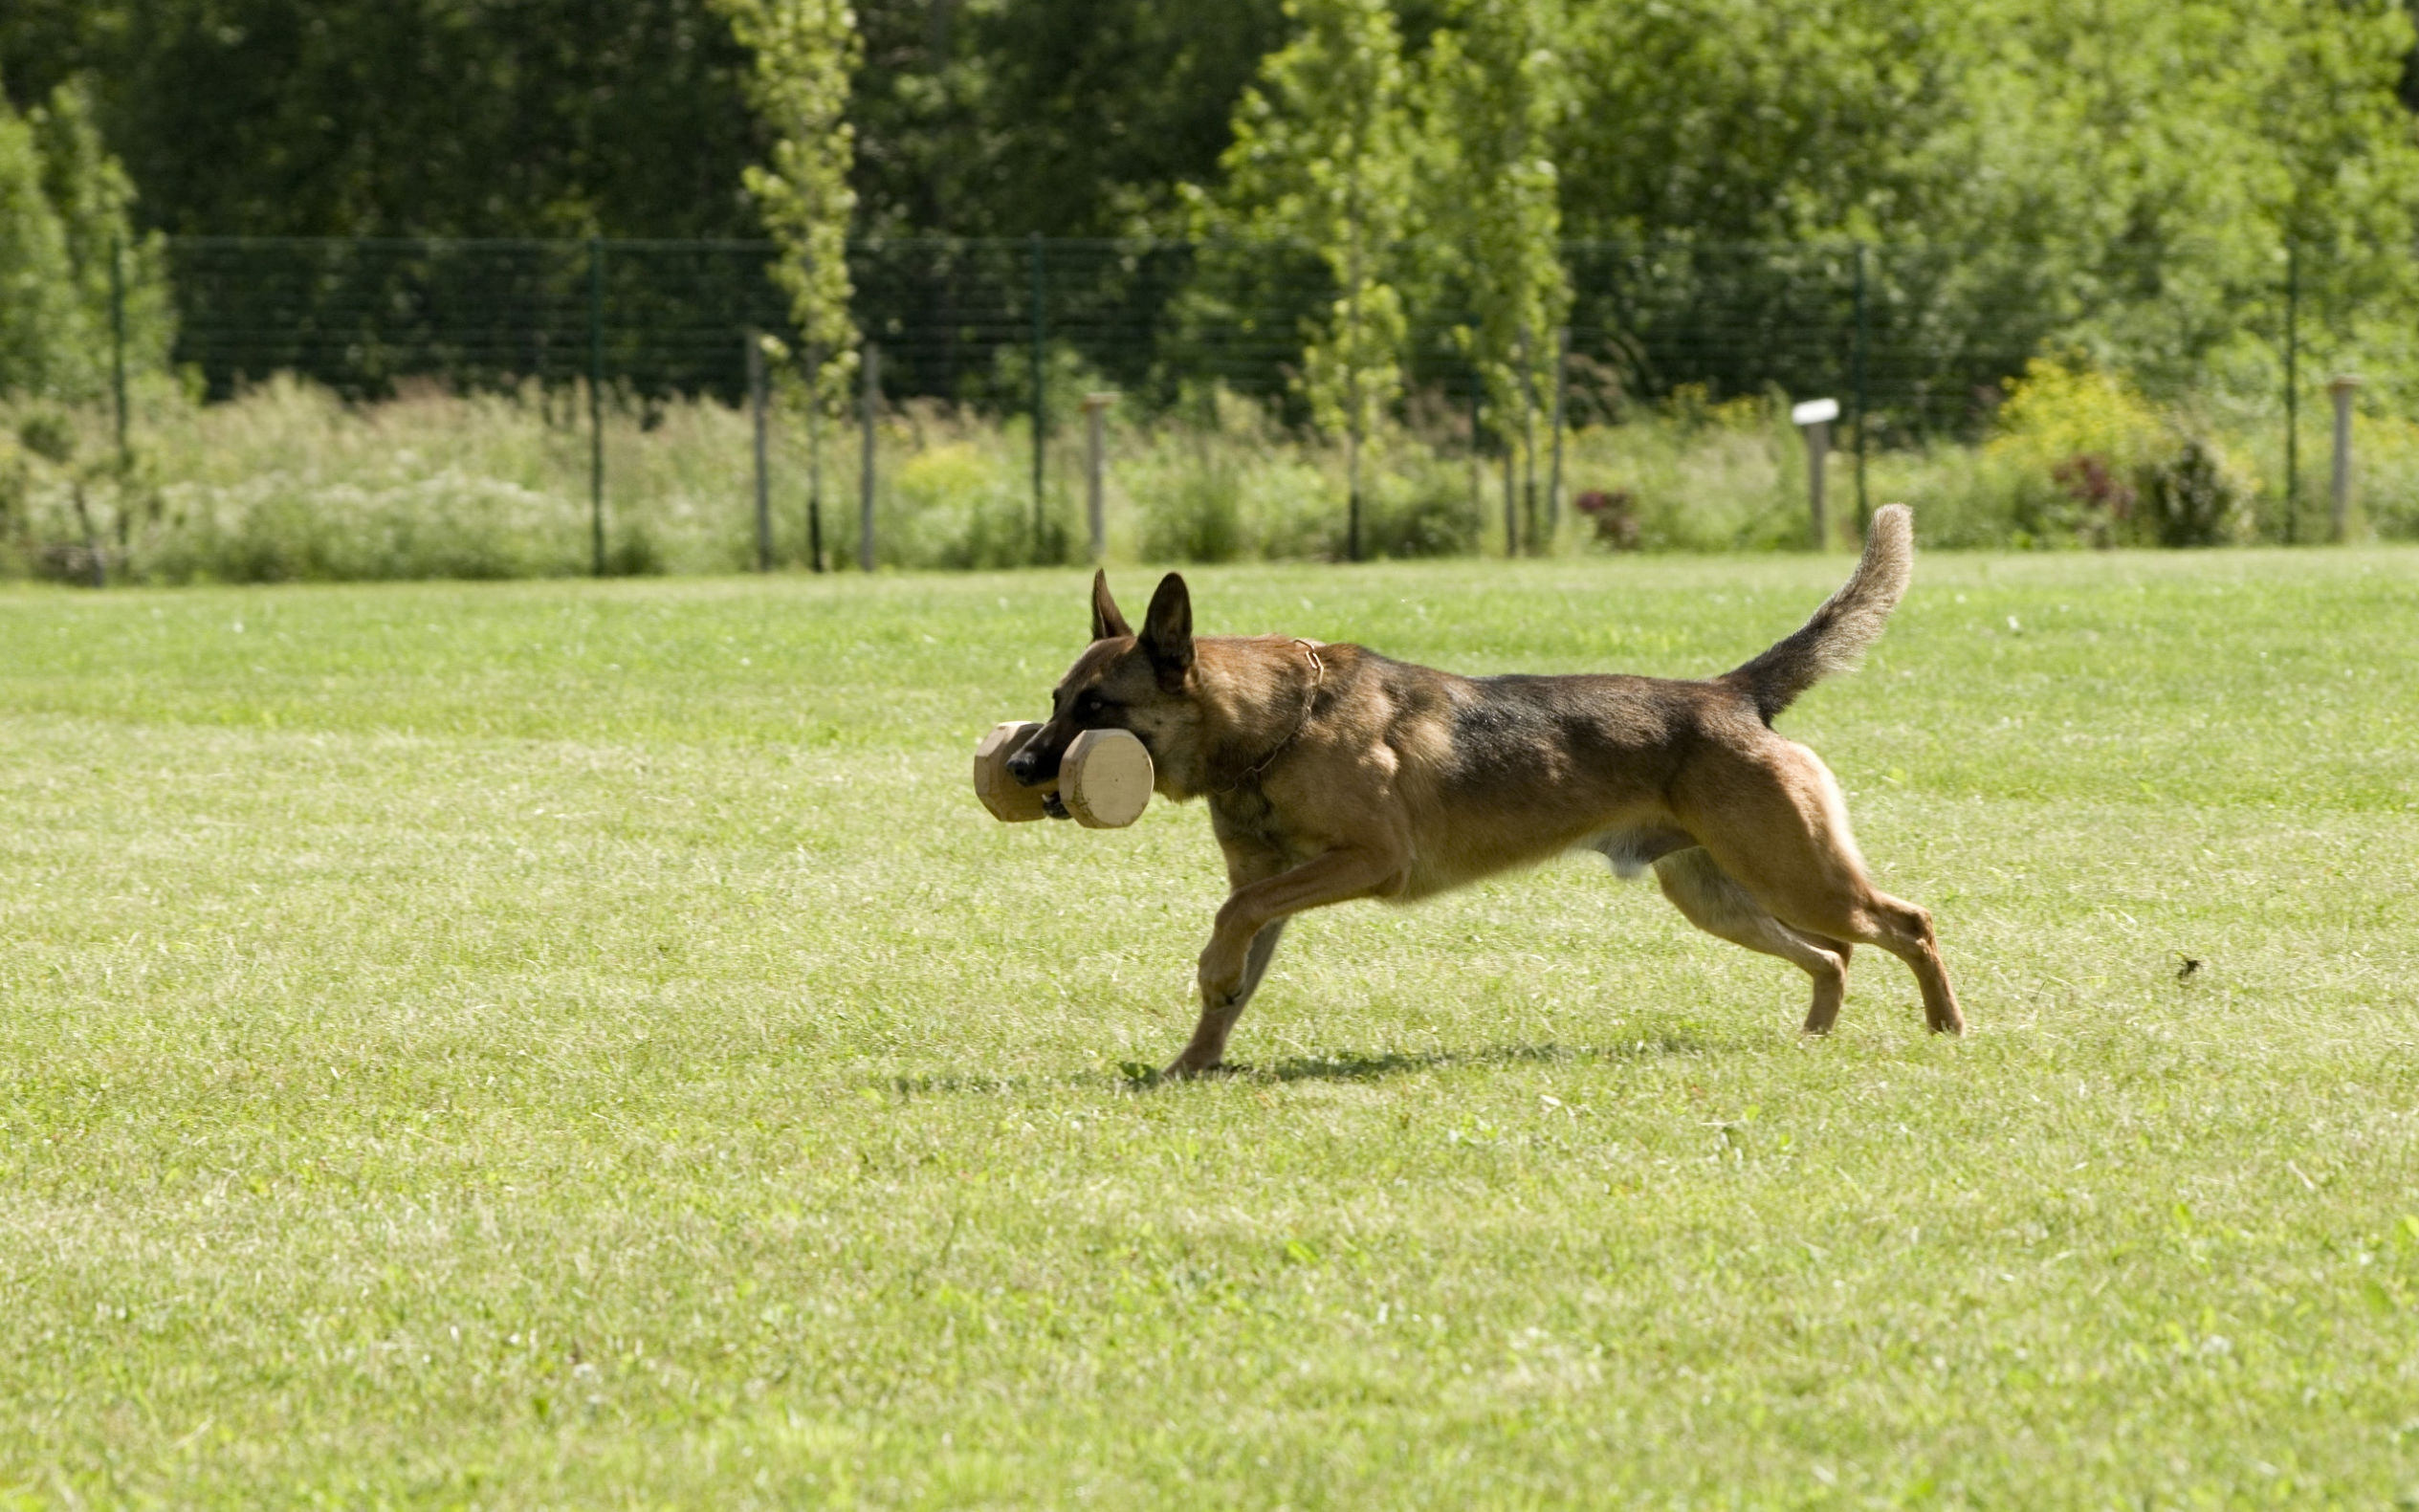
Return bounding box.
[1007,570,1201,793]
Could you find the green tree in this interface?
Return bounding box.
[2,0,1288,245]
[716,0,860,384]
[1952,0,2419,382]
[1,0,763,239]
[715,0,861,569]
[1208,0,1419,559]
[0,75,168,403]
[29,78,170,398]
[0,84,77,396]
[1419,0,1570,553]
[1553,0,2419,410]
[848,0,1289,239]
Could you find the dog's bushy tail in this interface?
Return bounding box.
[1723,503,1913,725]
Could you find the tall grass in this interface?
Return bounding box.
[3,367,2412,583]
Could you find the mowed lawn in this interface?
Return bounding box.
[2,545,2416,1508]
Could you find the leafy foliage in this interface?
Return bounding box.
[1417,0,1570,546]
[1209,0,1419,493]
[2140,437,2254,547]
[0,0,763,239]
[714,0,862,408]
[0,77,168,403]
[0,88,77,397]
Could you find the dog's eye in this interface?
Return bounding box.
[1077,692,1105,719]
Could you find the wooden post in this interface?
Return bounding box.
[109,234,130,475]
[1082,392,1114,562]
[1468,384,1484,546]
[2329,375,2359,543]
[1502,442,1517,559]
[859,342,879,572]
[1517,326,1539,556]
[2283,242,2299,544]
[1792,398,1839,549]
[1029,232,1047,557]
[1852,242,1870,535]
[747,330,771,572]
[1347,427,1362,564]
[588,236,605,577]
[805,344,826,574]
[1547,324,1569,545]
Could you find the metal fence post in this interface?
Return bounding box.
[1029,231,1047,559]
[1502,438,1517,559]
[1082,392,1114,562]
[1468,383,1484,535]
[859,341,879,572]
[1852,242,1869,535]
[1517,326,1539,557]
[109,234,130,474]
[1547,324,1569,544]
[587,236,605,577]
[2330,374,2359,542]
[747,329,771,572]
[2283,241,2298,545]
[1347,459,1363,563]
[806,344,826,574]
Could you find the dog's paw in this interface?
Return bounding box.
[1159,1053,1232,1081]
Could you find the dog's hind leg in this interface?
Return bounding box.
[1681,742,1965,1035]
[1653,847,1852,1034]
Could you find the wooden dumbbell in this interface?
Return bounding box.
[971,722,1154,828]
[973,721,1051,822]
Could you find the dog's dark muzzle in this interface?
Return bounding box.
[1005,734,1064,786]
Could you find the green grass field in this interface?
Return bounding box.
[4,546,2417,1507]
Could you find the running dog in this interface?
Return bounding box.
[1005,504,1963,1076]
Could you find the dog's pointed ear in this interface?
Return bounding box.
[1089,569,1133,642]
[1141,572,1194,689]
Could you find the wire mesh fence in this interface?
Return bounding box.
[38,231,2389,581]
[160,233,2333,421]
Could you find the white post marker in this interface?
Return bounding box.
[2329,375,2359,543]
[1792,397,1840,548]
[1082,392,1116,562]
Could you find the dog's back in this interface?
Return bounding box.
[1297,507,1917,898]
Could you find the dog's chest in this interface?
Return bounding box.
[1208,786,1296,851]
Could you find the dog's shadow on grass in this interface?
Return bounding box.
[1119,1035,1707,1089]
[886,1035,1707,1098]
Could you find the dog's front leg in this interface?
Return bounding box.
[1166,847,1405,1078]
[1164,919,1290,1079]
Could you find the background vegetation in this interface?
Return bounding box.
[6,0,2419,577]
[7,359,2414,584]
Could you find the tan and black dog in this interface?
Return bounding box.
[1005,504,1963,1076]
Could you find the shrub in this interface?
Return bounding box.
[1983,357,2167,546]
[1140,452,1247,562]
[2137,436,2252,547]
